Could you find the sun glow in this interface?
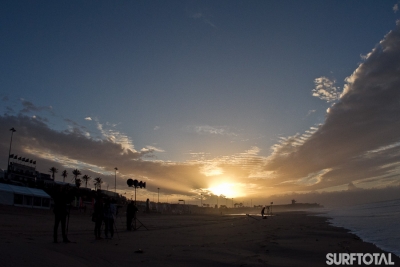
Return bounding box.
[207,182,244,198]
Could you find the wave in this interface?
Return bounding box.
[318,199,400,257]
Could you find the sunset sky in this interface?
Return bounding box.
[1,1,400,206]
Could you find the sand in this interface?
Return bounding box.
[0,205,399,267]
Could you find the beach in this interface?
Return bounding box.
[0,206,399,267]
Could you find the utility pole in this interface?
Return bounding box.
[7,128,16,177]
[114,167,118,193]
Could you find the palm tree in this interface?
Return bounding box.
[82,174,91,188]
[75,178,82,188]
[49,167,58,180]
[72,169,81,184]
[93,177,103,190]
[61,170,68,183]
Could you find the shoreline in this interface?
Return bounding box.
[0,205,399,266]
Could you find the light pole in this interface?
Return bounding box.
[7,128,16,177]
[114,167,118,193]
[200,193,203,207]
[232,198,234,208]
[157,188,160,203]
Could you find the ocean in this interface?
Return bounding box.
[320,199,400,257]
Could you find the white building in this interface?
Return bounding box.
[0,183,51,209]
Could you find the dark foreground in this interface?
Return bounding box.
[0,206,398,266]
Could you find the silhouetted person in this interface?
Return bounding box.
[52,185,71,243]
[93,195,104,240]
[261,206,265,218]
[103,198,116,239]
[126,201,138,230]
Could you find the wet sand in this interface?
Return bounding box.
[0,205,399,267]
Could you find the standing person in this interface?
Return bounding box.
[103,198,116,239]
[93,195,104,240]
[126,201,138,231]
[52,185,71,243]
[261,206,265,218]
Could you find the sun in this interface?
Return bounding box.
[207,182,243,198]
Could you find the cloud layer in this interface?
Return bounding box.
[2,22,400,205]
[264,21,400,192]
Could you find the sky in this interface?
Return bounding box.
[1,1,400,206]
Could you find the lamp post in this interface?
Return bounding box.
[157,188,160,203]
[200,193,203,207]
[232,198,234,208]
[7,128,16,177]
[114,167,118,193]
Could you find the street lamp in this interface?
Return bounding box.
[7,128,16,177]
[200,193,203,207]
[114,167,118,193]
[158,188,160,203]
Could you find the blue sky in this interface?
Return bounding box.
[1,1,400,205]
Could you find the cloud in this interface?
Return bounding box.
[186,125,237,136]
[312,77,341,102]
[3,19,400,203]
[394,4,399,13]
[189,146,269,183]
[189,10,216,28]
[153,126,160,130]
[4,97,237,200]
[0,113,231,199]
[95,120,137,153]
[141,145,165,153]
[19,99,54,115]
[191,12,203,19]
[306,110,316,117]
[203,19,216,28]
[85,117,92,121]
[264,22,400,192]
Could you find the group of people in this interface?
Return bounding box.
[92,196,117,240]
[52,185,140,243]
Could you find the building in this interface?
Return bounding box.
[0,183,51,209]
[6,162,53,186]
